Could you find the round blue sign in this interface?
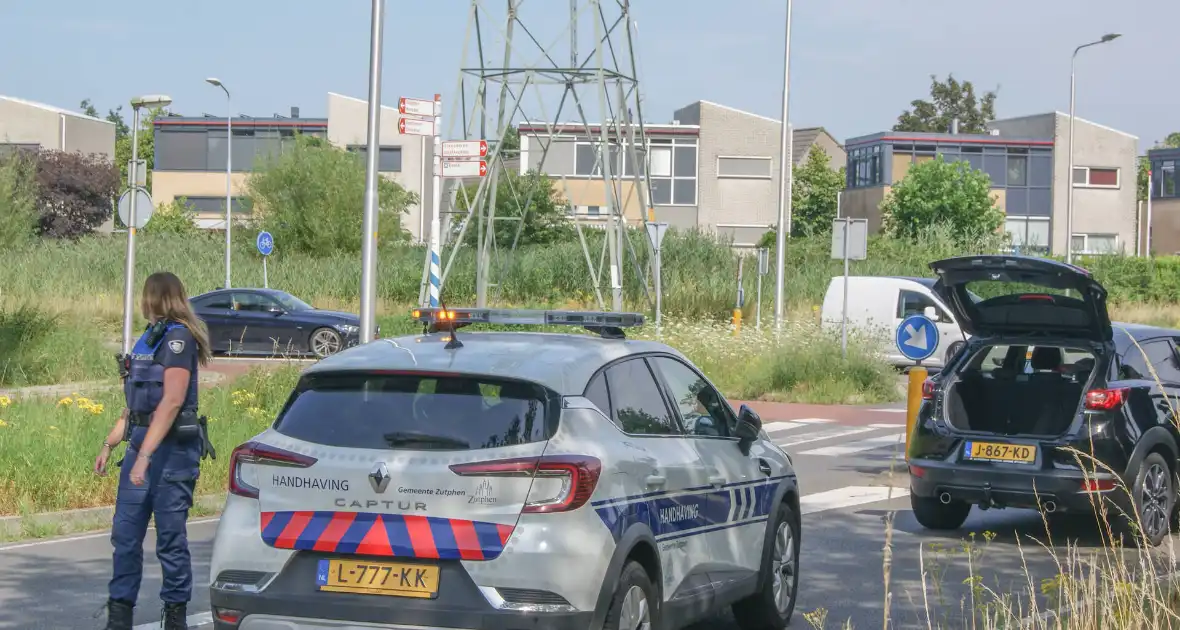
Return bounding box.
[895,314,939,362]
[256,231,274,256]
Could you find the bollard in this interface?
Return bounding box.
[732,308,742,335]
[904,364,928,462]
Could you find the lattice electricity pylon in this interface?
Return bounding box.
[436,0,657,312]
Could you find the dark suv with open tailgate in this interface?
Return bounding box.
[908,255,1180,546]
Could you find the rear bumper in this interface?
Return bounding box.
[909,459,1120,513]
[210,551,594,630]
[211,590,593,630]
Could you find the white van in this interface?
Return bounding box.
[820,276,969,368]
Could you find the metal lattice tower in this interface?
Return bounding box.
[435,0,656,312]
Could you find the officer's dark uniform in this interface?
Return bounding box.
[107,322,202,630]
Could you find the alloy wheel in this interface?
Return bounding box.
[771,520,797,614]
[1141,462,1171,540]
[618,585,650,630]
[311,329,342,357]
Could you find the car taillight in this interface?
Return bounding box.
[1084,388,1129,411]
[228,441,318,499]
[449,455,602,513]
[1081,478,1116,493]
[213,608,243,625]
[921,379,936,400]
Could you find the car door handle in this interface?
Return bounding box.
[644,475,666,487]
[758,459,772,477]
[707,474,726,487]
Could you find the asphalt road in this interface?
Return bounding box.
[2,404,1175,629]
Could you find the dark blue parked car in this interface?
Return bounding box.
[190,288,371,358]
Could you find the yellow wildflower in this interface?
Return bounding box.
[57,397,74,407]
[0,395,10,408]
[0,419,7,428]
[48,425,58,431]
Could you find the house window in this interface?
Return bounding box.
[347,145,402,172]
[1072,166,1120,188]
[1071,233,1119,255]
[182,196,252,215]
[717,156,772,179]
[1004,217,1050,253]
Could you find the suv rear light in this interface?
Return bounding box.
[228,441,318,499]
[213,607,243,625]
[450,455,602,513]
[921,379,936,400]
[1081,478,1116,493]
[1084,388,1129,411]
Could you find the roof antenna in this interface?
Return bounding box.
[436,295,463,350]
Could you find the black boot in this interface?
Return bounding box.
[103,599,134,630]
[162,602,188,630]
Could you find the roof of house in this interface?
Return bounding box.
[0,95,114,125]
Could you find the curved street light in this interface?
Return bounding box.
[206,77,233,288]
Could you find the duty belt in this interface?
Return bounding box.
[128,412,153,427]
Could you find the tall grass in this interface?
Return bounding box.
[11,226,1180,327]
[0,305,113,387]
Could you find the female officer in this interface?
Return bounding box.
[93,271,212,630]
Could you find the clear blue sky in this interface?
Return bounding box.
[2,0,1174,152]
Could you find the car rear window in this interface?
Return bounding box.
[273,372,553,450]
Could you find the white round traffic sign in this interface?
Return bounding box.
[117,188,155,229]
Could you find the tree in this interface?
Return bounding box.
[789,144,847,237]
[142,196,200,236]
[880,157,1003,243]
[80,99,163,191]
[0,152,38,248]
[246,134,418,255]
[894,74,998,135]
[455,169,573,248]
[32,149,121,239]
[498,127,521,154]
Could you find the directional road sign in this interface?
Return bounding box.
[256,231,274,256]
[441,140,488,159]
[398,117,434,137]
[895,314,939,362]
[441,159,487,178]
[398,97,435,118]
[117,187,154,229]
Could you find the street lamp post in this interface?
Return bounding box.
[1065,33,1121,264]
[121,94,173,355]
[773,0,793,332]
[206,78,233,288]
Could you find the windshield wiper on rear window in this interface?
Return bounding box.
[382,431,470,450]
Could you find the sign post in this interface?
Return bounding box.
[830,209,866,359]
[428,95,443,307]
[256,231,274,288]
[733,257,745,334]
[646,222,668,333]
[896,313,938,460]
[755,247,769,329]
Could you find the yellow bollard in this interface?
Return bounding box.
[904,364,928,462]
[732,308,742,335]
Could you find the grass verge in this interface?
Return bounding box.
[0,304,114,388]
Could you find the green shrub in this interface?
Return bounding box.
[142,196,201,236]
[0,305,113,387]
[0,153,38,249]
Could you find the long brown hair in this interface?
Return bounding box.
[140,271,212,366]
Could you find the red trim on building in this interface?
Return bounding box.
[153,119,327,128]
[847,135,1054,148]
[517,125,699,136]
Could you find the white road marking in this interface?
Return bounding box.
[798,432,905,457]
[134,611,213,630]
[793,417,835,424]
[800,485,910,515]
[0,518,221,552]
[869,408,906,413]
[870,422,904,429]
[774,426,875,447]
[763,421,807,433]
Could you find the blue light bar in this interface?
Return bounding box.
[410,307,645,328]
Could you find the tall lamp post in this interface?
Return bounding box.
[772,0,793,332]
[122,94,173,355]
[1065,33,1121,264]
[206,77,233,288]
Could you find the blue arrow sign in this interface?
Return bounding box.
[895,314,939,362]
[256,231,274,256]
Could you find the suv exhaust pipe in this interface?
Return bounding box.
[1043,500,1057,513]
[939,492,953,505]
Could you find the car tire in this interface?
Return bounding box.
[602,560,659,630]
[732,501,799,630]
[1113,452,1174,547]
[911,493,971,530]
[309,327,343,358]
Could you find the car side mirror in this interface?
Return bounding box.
[269,306,285,316]
[923,306,938,321]
[735,404,762,454]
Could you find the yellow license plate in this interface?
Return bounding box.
[316,559,440,598]
[965,441,1036,463]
